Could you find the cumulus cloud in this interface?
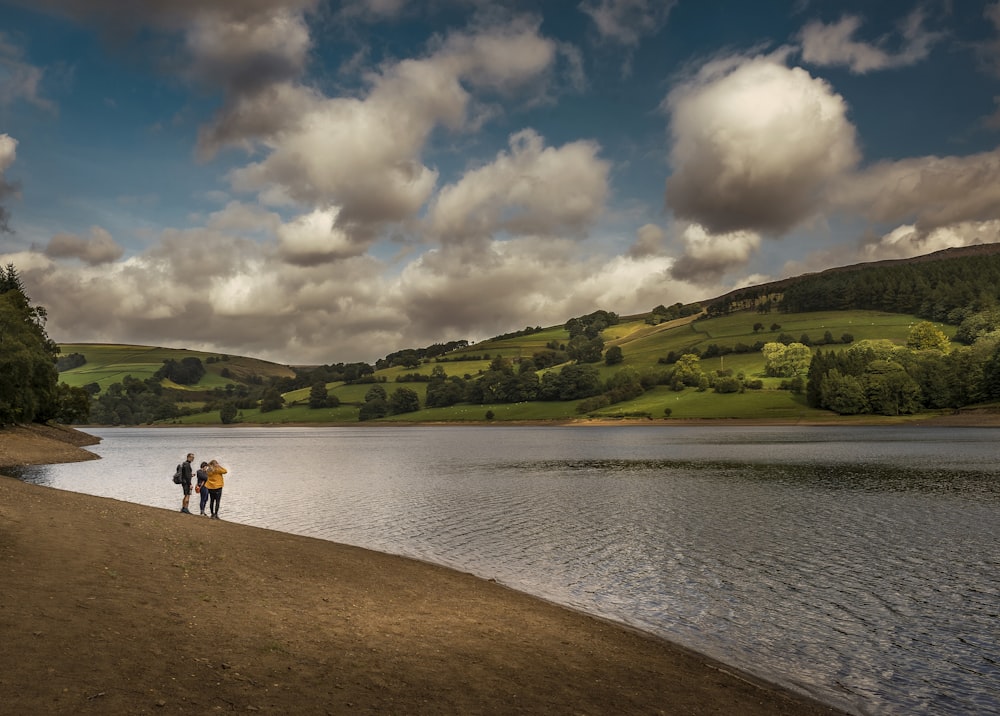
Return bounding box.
[393,238,677,342]
[427,129,609,242]
[277,208,364,264]
[0,133,19,233]
[831,149,1000,230]
[664,53,860,235]
[579,0,676,46]
[190,10,317,157]
[230,20,559,240]
[798,9,941,74]
[669,223,762,284]
[6,223,686,364]
[627,223,665,258]
[861,220,1000,261]
[205,201,282,234]
[44,226,124,265]
[7,0,319,32]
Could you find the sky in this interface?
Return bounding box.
[1,0,999,365]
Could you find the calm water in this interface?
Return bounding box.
[10,425,1000,716]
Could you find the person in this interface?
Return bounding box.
[179,453,195,514]
[203,459,229,520]
[195,461,209,516]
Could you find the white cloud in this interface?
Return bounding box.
[627,223,665,258]
[229,20,559,238]
[831,149,1000,230]
[664,53,859,235]
[798,9,941,74]
[6,219,690,365]
[277,207,364,264]
[205,201,282,234]
[862,220,1000,261]
[44,226,124,265]
[393,237,678,341]
[0,133,19,232]
[427,129,609,242]
[0,32,55,112]
[579,0,676,46]
[669,223,762,284]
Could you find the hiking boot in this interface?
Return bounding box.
[180,508,191,514]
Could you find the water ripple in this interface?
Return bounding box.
[11,425,1000,716]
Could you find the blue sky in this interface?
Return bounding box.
[1,0,999,364]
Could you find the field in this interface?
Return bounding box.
[64,309,952,425]
[57,343,294,393]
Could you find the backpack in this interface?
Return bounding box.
[172,463,183,484]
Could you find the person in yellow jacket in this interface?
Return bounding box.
[203,459,229,520]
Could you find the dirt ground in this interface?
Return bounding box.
[0,425,856,715]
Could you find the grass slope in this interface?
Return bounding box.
[57,343,294,392]
[121,309,949,425]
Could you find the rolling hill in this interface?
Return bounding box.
[59,244,1000,425]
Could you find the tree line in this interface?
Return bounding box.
[710,249,1000,327]
[0,264,89,426]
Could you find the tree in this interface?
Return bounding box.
[358,397,388,421]
[864,360,922,415]
[671,354,704,388]
[604,345,623,365]
[219,402,238,424]
[308,382,331,409]
[388,387,420,414]
[567,335,604,363]
[907,321,951,352]
[0,266,60,425]
[763,342,811,378]
[259,388,284,413]
[54,383,91,423]
[820,370,868,414]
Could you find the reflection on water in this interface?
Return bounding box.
[11,425,1000,716]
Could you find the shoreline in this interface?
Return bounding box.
[91,408,1000,430]
[1,424,854,714]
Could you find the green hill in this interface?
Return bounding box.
[57,344,293,392]
[63,308,953,425]
[61,243,1000,426]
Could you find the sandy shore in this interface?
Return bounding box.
[0,424,853,715]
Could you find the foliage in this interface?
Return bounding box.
[565,309,619,339]
[762,342,811,377]
[89,375,178,424]
[56,352,87,371]
[259,388,285,413]
[0,265,64,425]
[308,381,339,409]
[219,402,238,424]
[155,356,206,385]
[388,387,420,414]
[906,321,951,352]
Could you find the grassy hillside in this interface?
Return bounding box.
[57,343,294,392]
[115,308,949,425]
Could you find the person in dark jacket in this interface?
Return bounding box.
[179,453,195,514]
[196,461,209,516]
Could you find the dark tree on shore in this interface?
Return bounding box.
[0,264,65,425]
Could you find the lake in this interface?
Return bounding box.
[10,425,1000,716]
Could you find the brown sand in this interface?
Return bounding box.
[0,425,850,715]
